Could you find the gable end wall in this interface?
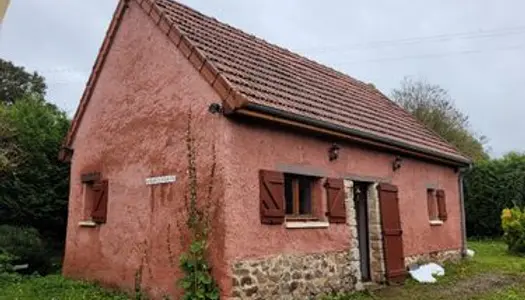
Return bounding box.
[63,2,229,298]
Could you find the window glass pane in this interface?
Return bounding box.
[284,175,294,215]
[299,177,312,215]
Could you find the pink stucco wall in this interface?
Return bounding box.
[222,121,461,263]
[64,1,461,298]
[63,2,229,298]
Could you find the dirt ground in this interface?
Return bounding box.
[373,273,524,300]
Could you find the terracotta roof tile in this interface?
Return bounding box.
[63,0,469,164]
[152,0,468,162]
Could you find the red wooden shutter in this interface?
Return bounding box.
[325,178,346,223]
[436,189,448,221]
[259,170,285,224]
[427,190,438,220]
[91,180,109,223]
[378,183,407,284]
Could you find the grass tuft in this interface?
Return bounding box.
[1,240,524,299]
[0,274,129,300]
[324,240,525,300]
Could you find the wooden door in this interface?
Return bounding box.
[378,183,407,283]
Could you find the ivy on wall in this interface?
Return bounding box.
[178,110,220,300]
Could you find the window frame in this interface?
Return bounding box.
[427,188,447,224]
[427,188,439,221]
[284,173,316,219]
[79,172,108,225]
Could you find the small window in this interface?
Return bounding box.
[427,188,447,222]
[284,174,314,217]
[80,172,108,223]
[427,189,438,220]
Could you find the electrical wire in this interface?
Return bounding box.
[298,25,525,52]
[333,44,525,65]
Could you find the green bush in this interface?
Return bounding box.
[501,207,525,254]
[464,152,525,238]
[0,249,17,273]
[0,225,51,274]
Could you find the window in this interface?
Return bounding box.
[284,174,314,217]
[80,172,109,224]
[427,189,438,220]
[258,170,345,225]
[427,188,447,223]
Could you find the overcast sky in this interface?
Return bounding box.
[1,1,524,157]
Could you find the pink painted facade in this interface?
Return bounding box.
[222,121,461,262]
[63,1,463,299]
[63,2,230,298]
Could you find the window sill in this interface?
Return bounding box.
[285,221,329,229]
[429,220,444,226]
[78,220,97,227]
[285,216,319,222]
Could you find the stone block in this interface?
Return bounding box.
[230,250,359,299]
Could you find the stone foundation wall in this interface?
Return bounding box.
[230,251,360,300]
[229,180,388,299]
[404,249,462,267]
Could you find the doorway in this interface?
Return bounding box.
[354,182,371,281]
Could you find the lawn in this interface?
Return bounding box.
[0,274,128,300]
[326,240,525,300]
[0,240,524,299]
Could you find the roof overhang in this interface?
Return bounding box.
[231,103,472,168]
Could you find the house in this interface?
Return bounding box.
[60,0,471,299]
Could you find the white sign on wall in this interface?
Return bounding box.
[145,175,176,185]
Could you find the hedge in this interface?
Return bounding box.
[464,152,525,238]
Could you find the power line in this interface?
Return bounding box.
[298,25,525,52]
[44,43,525,84]
[33,26,525,74]
[334,43,525,65]
[33,26,525,84]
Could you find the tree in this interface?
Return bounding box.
[0,59,47,105]
[391,77,488,162]
[0,96,70,241]
[0,117,19,175]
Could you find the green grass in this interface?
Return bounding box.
[0,274,129,300]
[0,240,524,299]
[325,240,525,300]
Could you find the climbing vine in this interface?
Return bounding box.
[178,110,220,300]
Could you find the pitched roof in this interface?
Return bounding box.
[63,0,470,165]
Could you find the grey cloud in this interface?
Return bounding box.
[1,0,523,156]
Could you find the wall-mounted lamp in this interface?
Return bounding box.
[392,156,403,171]
[328,143,340,161]
[208,103,223,114]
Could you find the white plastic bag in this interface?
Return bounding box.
[408,263,445,283]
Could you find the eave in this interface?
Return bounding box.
[230,103,471,168]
